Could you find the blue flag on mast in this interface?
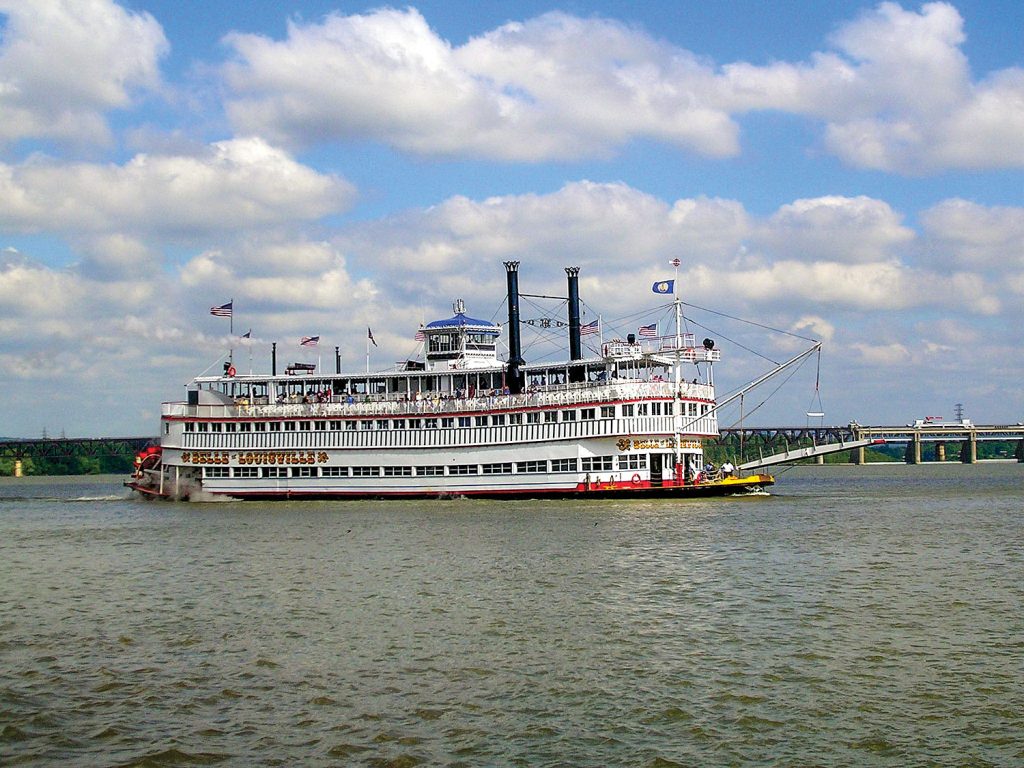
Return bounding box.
[651,280,675,294]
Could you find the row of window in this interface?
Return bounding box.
[184,402,712,433]
[202,454,649,479]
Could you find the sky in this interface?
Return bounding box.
[1,0,1022,438]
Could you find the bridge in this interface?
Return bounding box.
[713,423,1024,466]
[1,436,157,477]
[3,423,1023,477]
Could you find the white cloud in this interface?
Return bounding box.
[920,199,1024,268]
[0,0,168,146]
[0,138,355,239]
[217,3,1024,172]
[222,8,737,160]
[758,196,914,263]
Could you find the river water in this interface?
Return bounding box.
[1,464,1022,767]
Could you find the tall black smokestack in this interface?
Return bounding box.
[335,346,341,374]
[272,342,277,376]
[565,266,582,360]
[504,261,525,394]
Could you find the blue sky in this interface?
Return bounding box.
[1,0,1022,437]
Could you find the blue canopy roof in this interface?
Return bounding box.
[425,312,499,331]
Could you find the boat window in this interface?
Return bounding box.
[262,467,287,478]
[601,406,615,418]
[383,466,412,477]
[492,414,506,426]
[203,467,229,478]
[481,463,512,475]
[440,418,453,428]
[361,420,373,430]
[300,421,312,430]
[509,413,523,425]
[376,420,389,430]
[475,415,487,427]
[543,411,557,423]
[426,418,439,429]
[618,454,648,471]
[515,460,546,473]
[352,466,377,476]
[284,422,297,431]
[580,408,595,420]
[448,464,478,475]
[622,404,635,417]
[561,410,577,421]
[322,467,348,476]
[211,423,222,432]
[527,412,540,424]
[458,417,471,428]
[581,456,614,472]
[345,421,357,431]
[416,466,444,476]
[197,423,208,432]
[551,458,577,472]
[637,404,649,416]
[234,467,259,478]
[239,423,251,432]
[291,467,317,478]
[652,403,662,416]
[269,422,281,431]
[393,419,406,430]
[408,418,421,429]
[255,422,266,431]
[184,423,195,432]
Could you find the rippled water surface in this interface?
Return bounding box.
[2,465,1023,766]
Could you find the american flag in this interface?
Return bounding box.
[300,335,320,347]
[580,319,599,336]
[638,323,657,338]
[414,325,426,341]
[210,301,232,317]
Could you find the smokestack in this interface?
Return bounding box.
[504,261,525,394]
[272,342,277,376]
[335,346,341,374]
[565,267,582,361]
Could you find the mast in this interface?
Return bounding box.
[670,258,683,482]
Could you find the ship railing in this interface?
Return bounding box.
[163,379,714,420]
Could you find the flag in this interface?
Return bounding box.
[414,325,426,341]
[580,319,599,336]
[651,280,675,294]
[638,323,657,338]
[368,327,378,347]
[300,335,320,347]
[241,329,251,339]
[210,301,233,317]
[669,258,681,268]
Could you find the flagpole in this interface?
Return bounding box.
[366,332,370,374]
[229,297,234,365]
[670,259,683,484]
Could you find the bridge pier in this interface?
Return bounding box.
[905,434,922,464]
[1017,439,1024,463]
[851,445,865,465]
[14,458,23,477]
[960,434,977,464]
[935,441,946,462]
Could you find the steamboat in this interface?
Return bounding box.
[128,262,815,500]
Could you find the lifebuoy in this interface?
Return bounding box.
[631,473,641,485]
[227,365,236,377]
